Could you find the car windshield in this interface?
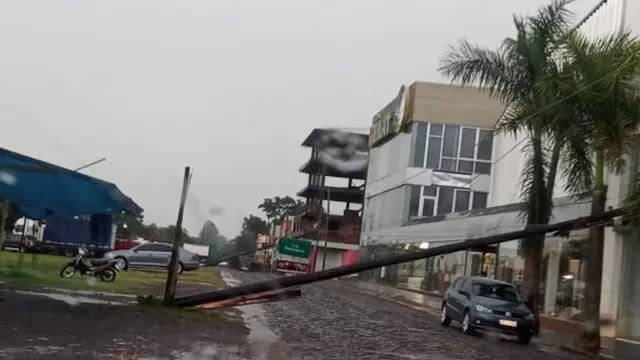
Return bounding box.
[472,282,520,302]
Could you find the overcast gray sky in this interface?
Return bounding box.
[0,0,597,237]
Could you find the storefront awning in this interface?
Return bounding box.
[0,147,142,219]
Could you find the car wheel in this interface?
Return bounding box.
[462,310,474,335]
[440,303,452,326]
[114,257,128,271]
[517,332,532,345]
[176,262,184,274]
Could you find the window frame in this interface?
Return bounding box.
[418,186,487,218]
[419,123,494,175]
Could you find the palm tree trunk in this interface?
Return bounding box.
[579,149,606,353]
[546,141,562,210]
[522,133,550,332]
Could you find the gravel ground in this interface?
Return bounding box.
[228,270,587,360]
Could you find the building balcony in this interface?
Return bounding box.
[299,157,367,180]
[304,229,361,245]
[297,185,364,204]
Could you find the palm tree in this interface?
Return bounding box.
[439,0,577,319]
[551,31,640,352]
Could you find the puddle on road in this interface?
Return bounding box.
[220,271,278,360]
[15,290,127,306]
[42,287,137,299]
[172,271,279,360]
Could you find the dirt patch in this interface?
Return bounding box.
[0,287,248,359]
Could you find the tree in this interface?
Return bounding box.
[551,31,640,352]
[258,196,304,224]
[234,231,257,253]
[113,213,146,239]
[440,0,576,326]
[198,220,220,245]
[156,225,191,244]
[242,215,269,235]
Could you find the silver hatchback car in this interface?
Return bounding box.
[104,242,200,274]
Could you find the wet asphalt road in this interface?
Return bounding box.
[229,270,584,360]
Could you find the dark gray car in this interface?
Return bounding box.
[440,276,535,344]
[104,242,200,274]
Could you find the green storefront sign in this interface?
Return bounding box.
[277,238,312,260]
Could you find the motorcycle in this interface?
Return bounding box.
[59,247,119,282]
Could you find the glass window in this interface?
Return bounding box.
[472,282,520,302]
[423,185,437,197]
[459,278,468,290]
[422,199,435,217]
[459,128,476,158]
[451,277,461,290]
[413,123,428,167]
[475,161,491,175]
[426,137,442,169]
[454,190,471,212]
[437,187,454,215]
[441,158,456,171]
[409,185,420,218]
[472,192,488,209]
[135,244,154,252]
[457,160,474,174]
[151,243,172,252]
[442,125,459,157]
[430,123,443,136]
[477,130,494,160]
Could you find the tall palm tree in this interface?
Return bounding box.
[551,31,640,352]
[439,0,576,318]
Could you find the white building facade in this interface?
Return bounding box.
[360,0,640,352]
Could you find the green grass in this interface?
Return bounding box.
[0,251,224,296]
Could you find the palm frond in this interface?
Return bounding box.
[439,40,517,104]
[530,0,573,43]
[569,32,640,171]
[559,128,594,195]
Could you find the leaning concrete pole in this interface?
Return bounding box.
[164,166,192,305]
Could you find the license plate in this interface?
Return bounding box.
[499,319,518,327]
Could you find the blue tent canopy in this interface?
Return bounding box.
[0,147,143,220]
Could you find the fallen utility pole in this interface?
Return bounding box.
[196,288,302,310]
[173,208,622,307]
[164,166,192,305]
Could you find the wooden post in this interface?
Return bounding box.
[164,166,192,305]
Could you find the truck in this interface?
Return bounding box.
[272,237,313,275]
[8,214,116,256]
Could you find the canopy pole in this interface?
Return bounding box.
[17,217,27,266]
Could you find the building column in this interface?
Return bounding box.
[544,248,561,315]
